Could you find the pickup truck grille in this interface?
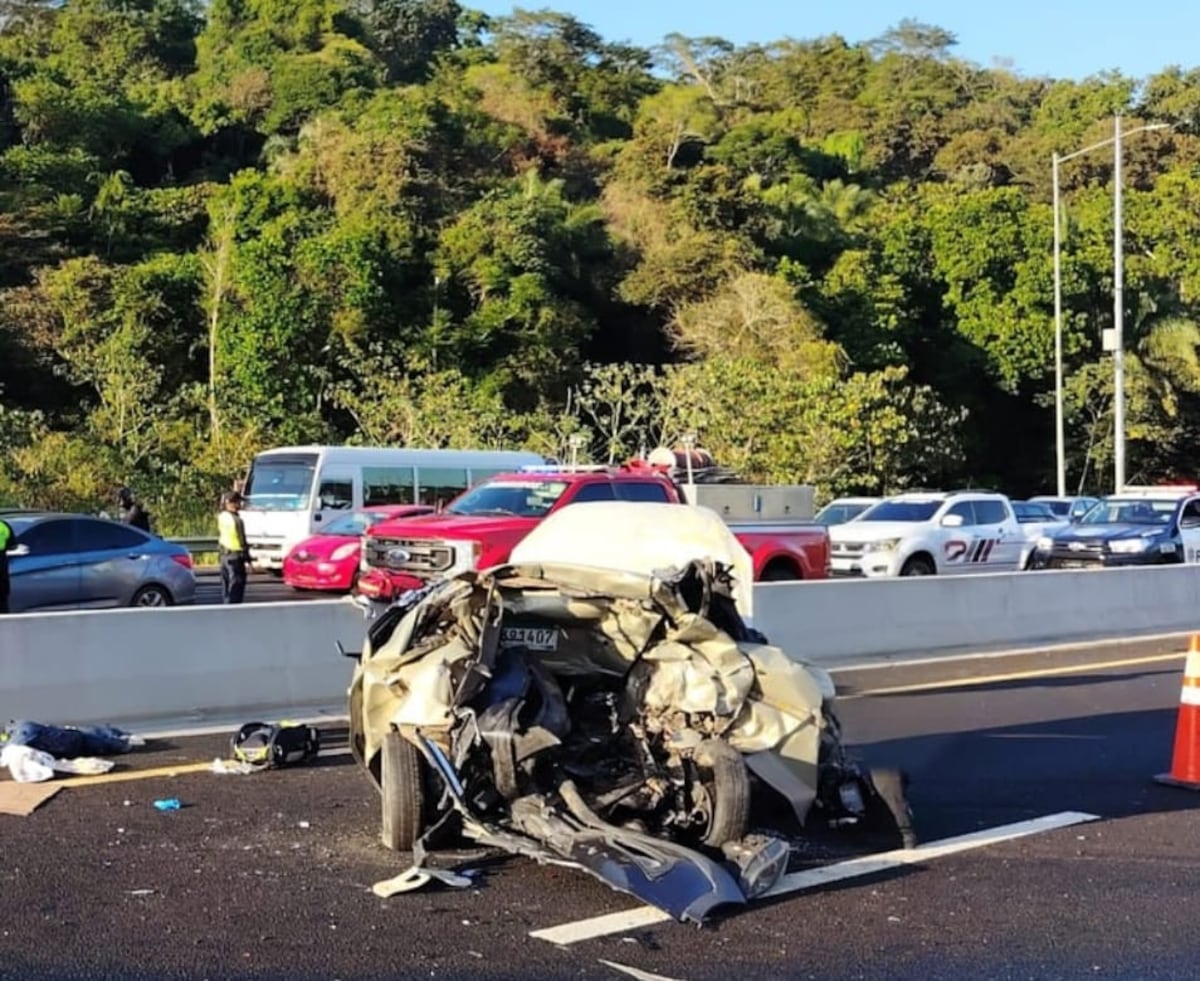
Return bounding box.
[365,537,454,574]
[1047,541,1105,558]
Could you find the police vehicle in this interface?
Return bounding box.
[1028,485,1200,569]
[828,490,1029,577]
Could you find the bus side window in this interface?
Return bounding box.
[363,466,416,506]
[416,468,468,508]
[317,476,354,510]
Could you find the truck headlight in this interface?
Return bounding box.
[1109,537,1153,553]
[870,538,902,552]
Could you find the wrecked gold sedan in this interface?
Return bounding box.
[348,503,910,922]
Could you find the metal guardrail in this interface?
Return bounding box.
[168,537,219,554]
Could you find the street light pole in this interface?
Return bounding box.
[1050,116,1170,497]
[1112,114,1126,492]
[1052,152,1065,497]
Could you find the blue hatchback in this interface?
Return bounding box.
[3,513,196,612]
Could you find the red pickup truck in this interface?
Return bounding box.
[356,465,830,600]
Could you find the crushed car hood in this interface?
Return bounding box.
[510,500,755,621]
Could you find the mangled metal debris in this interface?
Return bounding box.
[348,503,912,923]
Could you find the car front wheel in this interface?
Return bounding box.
[380,732,426,852]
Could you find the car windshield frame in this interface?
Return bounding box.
[855,500,942,523]
[445,480,571,518]
[1076,497,1178,526]
[1014,502,1057,522]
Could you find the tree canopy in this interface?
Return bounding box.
[2,1,1199,528]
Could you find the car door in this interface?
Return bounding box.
[312,468,358,531]
[8,518,80,612]
[1178,498,1200,562]
[976,499,1023,571]
[938,501,981,574]
[73,518,155,608]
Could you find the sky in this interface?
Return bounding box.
[472,1,1198,82]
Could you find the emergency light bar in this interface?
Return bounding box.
[1117,484,1199,497]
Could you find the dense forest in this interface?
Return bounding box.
[3,1,1200,532]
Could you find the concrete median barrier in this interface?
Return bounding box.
[755,565,1200,663]
[0,599,366,726]
[4,566,1200,727]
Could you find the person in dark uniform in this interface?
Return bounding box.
[115,487,152,532]
[217,491,250,604]
[0,517,12,614]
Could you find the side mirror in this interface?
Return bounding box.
[941,514,964,528]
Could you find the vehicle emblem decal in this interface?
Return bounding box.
[944,539,968,561]
[386,547,412,564]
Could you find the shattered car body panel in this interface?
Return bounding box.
[349,540,895,922]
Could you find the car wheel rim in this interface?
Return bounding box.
[139,590,166,607]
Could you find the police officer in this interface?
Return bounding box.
[217,491,250,604]
[0,517,12,614]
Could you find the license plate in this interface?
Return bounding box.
[499,626,558,651]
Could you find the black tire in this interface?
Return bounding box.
[899,555,935,577]
[380,732,425,852]
[131,584,172,608]
[760,563,800,582]
[693,740,751,847]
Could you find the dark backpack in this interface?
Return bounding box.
[231,722,320,769]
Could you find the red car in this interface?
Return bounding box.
[283,505,435,592]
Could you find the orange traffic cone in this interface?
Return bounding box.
[1154,634,1200,790]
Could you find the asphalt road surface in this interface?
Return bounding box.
[193,571,331,605]
[2,641,1198,979]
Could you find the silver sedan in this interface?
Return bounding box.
[4,513,196,612]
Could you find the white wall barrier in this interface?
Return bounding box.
[0,600,366,727]
[754,565,1200,662]
[3,566,1200,727]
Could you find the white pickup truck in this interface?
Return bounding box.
[828,490,1044,577]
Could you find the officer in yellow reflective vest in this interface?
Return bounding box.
[217,491,250,604]
[0,518,11,614]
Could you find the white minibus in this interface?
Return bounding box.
[238,445,545,572]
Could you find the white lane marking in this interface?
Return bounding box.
[598,960,686,981]
[530,810,1100,946]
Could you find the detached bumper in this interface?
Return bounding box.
[356,569,428,599]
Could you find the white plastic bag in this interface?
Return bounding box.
[0,743,116,782]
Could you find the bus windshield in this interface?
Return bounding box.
[244,456,317,511]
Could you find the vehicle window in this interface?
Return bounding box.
[614,481,670,503]
[317,476,354,510]
[18,519,75,555]
[417,468,469,507]
[571,482,617,504]
[1079,497,1175,525]
[973,500,1009,524]
[363,467,415,506]
[75,519,147,551]
[446,480,569,518]
[244,458,315,511]
[857,500,941,522]
[1014,502,1055,522]
[322,512,375,536]
[1070,498,1097,519]
[943,501,977,526]
[1180,500,1200,526]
